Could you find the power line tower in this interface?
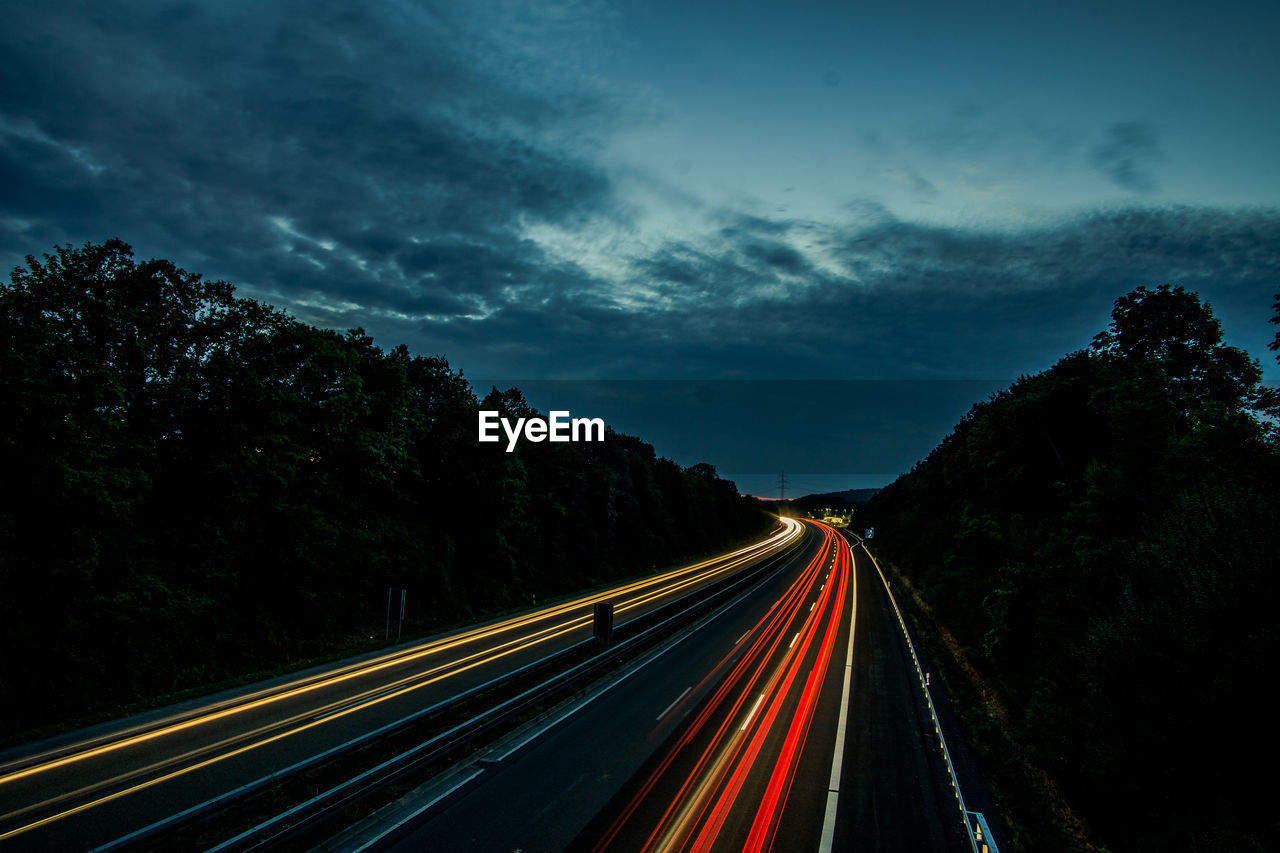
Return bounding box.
[777,470,787,502]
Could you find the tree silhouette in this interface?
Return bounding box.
[0,241,770,738]
[863,284,1279,852]
[1092,283,1262,413]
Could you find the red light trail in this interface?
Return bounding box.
[591,520,853,853]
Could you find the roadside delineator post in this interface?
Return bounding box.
[386,587,407,642]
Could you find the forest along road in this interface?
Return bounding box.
[0,518,804,852]
[359,521,970,853]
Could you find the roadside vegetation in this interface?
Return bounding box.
[861,285,1280,851]
[0,240,769,740]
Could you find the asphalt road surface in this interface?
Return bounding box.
[0,519,804,851]
[369,520,972,852]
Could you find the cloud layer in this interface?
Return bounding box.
[3,1,1278,391]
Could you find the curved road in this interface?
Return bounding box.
[0,518,804,851]
[359,520,973,852]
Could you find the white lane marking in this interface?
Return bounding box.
[788,632,800,649]
[820,791,840,849]
[656,687,692,722]
[740,693,766,732]
[735,629,751,645]
[494,550,798,762]
[819,536,858,853]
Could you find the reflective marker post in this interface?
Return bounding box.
[386,587,408,642]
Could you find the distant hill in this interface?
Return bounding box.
[788,488,881,511]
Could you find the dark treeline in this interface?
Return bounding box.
[0,240,769,738]
[862,285,1280,851]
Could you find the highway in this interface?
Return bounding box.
[0,518,805,851]
[583,521,851,852]
[355,521,974,852]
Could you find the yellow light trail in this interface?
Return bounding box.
[0,519,804,842]
[0,519,800,789]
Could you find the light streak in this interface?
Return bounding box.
[0,519,804,842]
[656,688,693,723]
[592,520,854,853]
[739,694,766,732]
[744,544,848,851]
[593,525,827,853]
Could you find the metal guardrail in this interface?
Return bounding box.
[206,533,807,852]
[94,527,807,852]
[91,635,594,853]
[843,532,981,853]
[966,810,1001,853]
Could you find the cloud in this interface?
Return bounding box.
[740,239,808,275]
[1091,121,1162,193]
[662,205,1280,378]
[0,0,624,321]
[369,203,1279,381]
[2,5,1276,388]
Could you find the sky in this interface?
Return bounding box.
[3,0,1278,496]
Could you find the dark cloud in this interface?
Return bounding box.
[1,0,621,322]
[718,212,794,238]
[1091,121,1162,193]
[636,245,719,290]
[740,240,807,275]
[344,203,1278,383]
[633,228,815,311]
[2,4,1276,393]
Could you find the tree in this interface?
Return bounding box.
[0,240,771,736]
[1091,284,1262,415]
[863,283,1279,851]
[1271,292,1280,359]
